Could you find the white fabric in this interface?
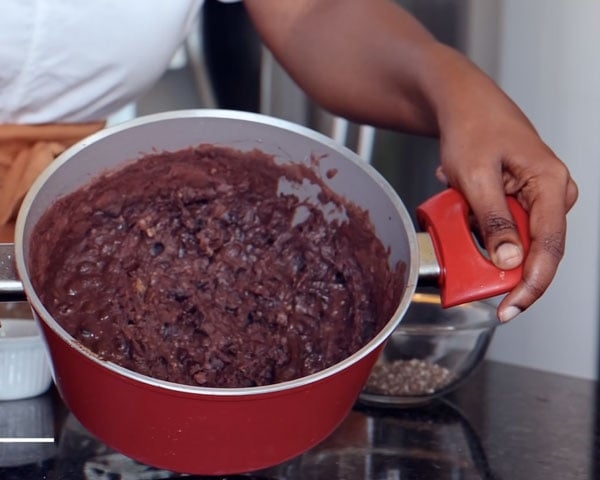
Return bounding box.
[0,1,209,124]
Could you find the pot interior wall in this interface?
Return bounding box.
[19,111,417,298]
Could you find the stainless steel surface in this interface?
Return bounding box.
[0,244,25,302]
[416,232,441,285]
[0,394,56,468]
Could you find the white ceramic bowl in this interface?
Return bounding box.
[0,317,53,401]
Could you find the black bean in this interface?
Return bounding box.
[150,242,164,256]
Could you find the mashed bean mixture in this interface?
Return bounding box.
[29,145,403,387]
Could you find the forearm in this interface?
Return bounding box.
[246,0,537,142]
[245,0,442,135]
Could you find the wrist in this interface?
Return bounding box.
[414,43,521,136]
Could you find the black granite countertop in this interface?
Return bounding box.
[0,360,597,479]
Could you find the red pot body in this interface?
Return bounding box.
[39,309,382,474]
[15,111,420,475]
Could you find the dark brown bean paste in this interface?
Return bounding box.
[29,145,404,387]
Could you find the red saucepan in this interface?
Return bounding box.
[0,110,528,475]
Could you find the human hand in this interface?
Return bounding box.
[435,108,578,322]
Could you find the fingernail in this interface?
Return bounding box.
[498,305,522,323]
[495,243,523,270]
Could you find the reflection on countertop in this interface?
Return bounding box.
[0,360,597,479]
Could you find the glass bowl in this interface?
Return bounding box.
[359,292,497,407]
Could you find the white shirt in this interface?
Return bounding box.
[0,1,217,124]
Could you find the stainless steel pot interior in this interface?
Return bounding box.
[14,109,420,394]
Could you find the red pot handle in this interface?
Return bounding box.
[416,188,530,307]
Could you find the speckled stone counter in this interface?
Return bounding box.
[0,360,597,479]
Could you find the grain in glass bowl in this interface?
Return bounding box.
[359,292,497,407]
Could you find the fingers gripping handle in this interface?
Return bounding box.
[416,189,530,308]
